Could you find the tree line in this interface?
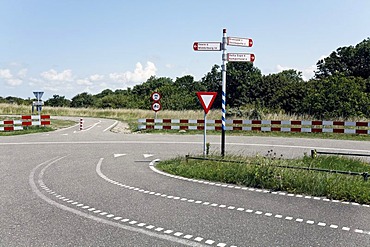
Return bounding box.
[2,38,369,119]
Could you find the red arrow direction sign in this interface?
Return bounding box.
[196,92,217,114]
[227,53,255,62]
[193,42,221,51]
[227,37,253,47]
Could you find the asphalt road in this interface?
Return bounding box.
[1,117,369,246]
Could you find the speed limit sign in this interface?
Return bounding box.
[151,92,161,102]
[152,102,162,112]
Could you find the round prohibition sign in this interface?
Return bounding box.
[151,92,161,102]
[152,102,162,112]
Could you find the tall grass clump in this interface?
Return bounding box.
[157,155,370,204]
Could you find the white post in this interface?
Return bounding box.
[203,112,207,156]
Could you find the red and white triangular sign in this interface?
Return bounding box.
[196,92,217,114]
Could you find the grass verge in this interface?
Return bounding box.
[157,155,370,204]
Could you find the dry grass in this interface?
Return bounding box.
[0,103,368,122]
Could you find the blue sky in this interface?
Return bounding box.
[1,0,369,100]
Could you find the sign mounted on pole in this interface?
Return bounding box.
[196,92,217,114]
[33,91,44,100]
[151,102,162,112]
[151,92,161,102]
[193,29,255,157]
[227,37,253,47]
[193,42,221,51]
[227,53,255,62]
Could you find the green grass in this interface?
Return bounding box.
[157,155,370,204]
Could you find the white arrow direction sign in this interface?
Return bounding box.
[227,37,253,47]
[227,53,255,62]
[193,42,221,51]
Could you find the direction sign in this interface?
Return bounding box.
[196,92,217,114]
[193,42,221,51]
[227,53,255,62]
[33,91,44,100]
[227,37,253,47]
[152,102,162,112]
[151,92,161,102]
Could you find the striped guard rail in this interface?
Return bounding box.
[0,115,51,131]
[137,119,370,135]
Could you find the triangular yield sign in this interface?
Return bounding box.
[196,92,217,114]
[33,91,44,100]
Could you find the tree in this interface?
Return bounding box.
[302,75,369,119]
[70,92,95,108]
[226,62,262,107]
[258,70,306,113]
[45,95,71,107]
[315,38,370,79]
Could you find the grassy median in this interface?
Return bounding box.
[157,154,370,204]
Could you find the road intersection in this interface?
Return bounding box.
[1,117,369,246]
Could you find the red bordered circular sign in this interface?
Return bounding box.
[151,92,161,102]
[151,102,162,112]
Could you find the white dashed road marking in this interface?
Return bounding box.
[97,158,370,237]
[31,157,236,247]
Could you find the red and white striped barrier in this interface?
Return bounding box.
[138,119,370,135]
[0,115,51,131]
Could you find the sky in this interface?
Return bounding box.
[1,0,370,100]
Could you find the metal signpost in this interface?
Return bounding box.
[196,92,217,156]
[33,91,44,123]
[193,29,254,156]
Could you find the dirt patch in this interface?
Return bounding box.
[110,121,132,134]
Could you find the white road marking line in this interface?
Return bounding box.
[164,230,173,234]
[149,161,370,208]
[174,232,183,237]
[217,244,227,247]
[330,225,338,229]
[103,121,118,132]
[94,157,370,239]
[342,227,350,231]
[194,237,203,241]
[183,235,193,239]
[306,220,315,224]
[205,240,215,245]
[32,157,226,247]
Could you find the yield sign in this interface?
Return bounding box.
[33,91,44,100]
[196,92,217,114]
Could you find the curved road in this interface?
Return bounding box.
[1,117,369,246]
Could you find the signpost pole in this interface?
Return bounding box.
[221,29,227,157]
[203,112,207,157]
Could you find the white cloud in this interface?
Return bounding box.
[276,64,316,81]
[89,74,104,81]
[109,61,157,85]
[18,68,28,78]
[0,69,24,86]
[0,69,13,79]
[40,69,73,81]
[76,78,93,86]
[165,63,174,69]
